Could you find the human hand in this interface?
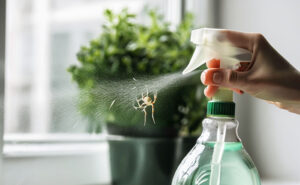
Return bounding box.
[200,30,300,114]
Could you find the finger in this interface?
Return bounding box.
[202,71,244,95]
[201,68,248,89]
[206,58,220,68]
[204,85,219,98]
[204,59,220,97]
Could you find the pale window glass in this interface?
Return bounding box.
[5,0,171,134]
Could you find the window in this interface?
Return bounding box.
[4,0,207,135]
[2,0,202,184]
[5,0,172,134]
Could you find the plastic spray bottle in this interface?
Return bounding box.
[172,28,261,185]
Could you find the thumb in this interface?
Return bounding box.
[201,68,248,89]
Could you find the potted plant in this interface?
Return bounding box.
[68,9,207,185]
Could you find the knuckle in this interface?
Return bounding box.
[228,70,238,84]
[254,33,266,44]
[228,70,249,89]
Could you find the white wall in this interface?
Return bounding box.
[220,0,300,182]
[0,0,6,183]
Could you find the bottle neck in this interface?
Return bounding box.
[198,116,241,143]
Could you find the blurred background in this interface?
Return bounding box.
[5,0,208,134]
[1,0,300,184]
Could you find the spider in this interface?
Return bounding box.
[133,88,157,126]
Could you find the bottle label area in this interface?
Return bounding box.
[172,142,261,185]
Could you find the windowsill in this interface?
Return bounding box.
[4,133,105,144]
[3,134,111,185]
[3,133,107,157]
[3,142,106,158]
[3,134,299,185]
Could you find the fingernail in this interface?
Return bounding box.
[213,72,223,84]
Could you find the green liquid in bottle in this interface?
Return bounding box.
[172,142,261,185]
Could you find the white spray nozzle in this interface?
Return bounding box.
[183,28,251,75]
[183,28,252,102]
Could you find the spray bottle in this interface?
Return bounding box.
[172,28,261,185]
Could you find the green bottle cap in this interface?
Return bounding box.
[207,101,235,117]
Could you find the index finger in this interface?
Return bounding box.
[206,58,220,68]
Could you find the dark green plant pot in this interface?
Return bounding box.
[107,135,197,185]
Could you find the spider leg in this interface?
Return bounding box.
[134,103,147,110]
[153,91,158,104]
[151,104,156,124]
[134,96,146,110]
[133,99,140,110]
[143,108,147,126]
[133,105,141,110]
[136,98,142,106]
